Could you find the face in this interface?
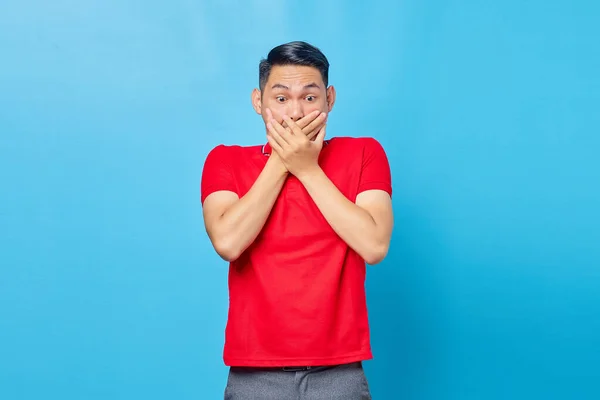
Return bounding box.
[252,65,335,125]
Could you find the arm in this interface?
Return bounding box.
[297,169,393,264]
[202,111,327,262]
[264,117,393,264]
[203,155,287,262]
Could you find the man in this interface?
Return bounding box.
[201,41,393,399]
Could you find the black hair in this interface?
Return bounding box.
[259,41,329,91]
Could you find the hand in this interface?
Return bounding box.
[265,108,326,139]
[266,112,327,178]
[264,109,327,175]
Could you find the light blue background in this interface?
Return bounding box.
[1,1,599,399]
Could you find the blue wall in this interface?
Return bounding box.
[1,1,598,399]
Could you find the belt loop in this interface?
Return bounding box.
[282,366,311,372]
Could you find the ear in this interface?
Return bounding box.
[326,85,336,113]
[251,88,262,115]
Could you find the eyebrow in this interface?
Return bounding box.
[271,82,321,90]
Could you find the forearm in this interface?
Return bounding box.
[212,158,287,261]
[298,167,389,264]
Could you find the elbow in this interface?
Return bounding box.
[362,242,389,265]
[217,251,240,263]
[213,238,243,263]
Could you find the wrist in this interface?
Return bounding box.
[295,164,323,183]
[265,155,288,178]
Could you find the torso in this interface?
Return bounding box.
[219,137,375,367]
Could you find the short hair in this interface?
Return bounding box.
[259,41,330,91]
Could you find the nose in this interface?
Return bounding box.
[287,101,304,121]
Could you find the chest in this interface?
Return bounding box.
[235,148,362,241]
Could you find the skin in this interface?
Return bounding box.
[203,64,393,264]
[252,65,335,128]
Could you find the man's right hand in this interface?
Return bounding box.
[266,108,327,140]
[264,108,327,173]
[202,109,327,261]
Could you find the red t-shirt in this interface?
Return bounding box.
[200,136,392,367]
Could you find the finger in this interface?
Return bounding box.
[303,112,327,137]
[265,108,295,138]
[282,115,303,136]
[314,125,326,145]
[267,121,288,146]
[306,122,325,140]
[266,132,284,155]
[270,117,292,142]
[265,108,279,135]
[295,110,321,130]
[280,118,293,134]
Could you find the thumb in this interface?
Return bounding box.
[314,125,326,146]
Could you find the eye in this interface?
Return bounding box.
[306,95,316,102]
[276,96,286,103]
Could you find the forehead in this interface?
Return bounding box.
[265,65,324,89]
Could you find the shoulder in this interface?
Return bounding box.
[328,136,388,154]
[204,143,262,164]
[329,136,384,146]
[205,143,258,157]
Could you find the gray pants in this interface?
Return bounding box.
[224,362,372,399]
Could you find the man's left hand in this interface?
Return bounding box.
[266,114,327,178]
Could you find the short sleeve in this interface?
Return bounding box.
[200,145,238,204]
[357,138,392,197]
